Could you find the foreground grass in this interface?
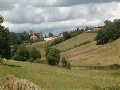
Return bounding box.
[0,61,120,90]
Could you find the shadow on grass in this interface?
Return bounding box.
[2,64,21,67]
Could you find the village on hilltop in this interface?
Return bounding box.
[28,25,103,41]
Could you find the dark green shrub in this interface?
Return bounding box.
[46,48,60,65]
[61,57,67,67]
[29,48,41,61]
[12,45,29,61]
[66,62,71,69]
[109,64,120,69]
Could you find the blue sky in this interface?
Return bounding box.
[0,0,120,35]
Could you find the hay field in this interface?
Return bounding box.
[0,61,120,90]
[61,38,120,66]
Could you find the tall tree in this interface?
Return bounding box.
[46,48,60,65]
[0,15,11,60]
[48,32,54,37]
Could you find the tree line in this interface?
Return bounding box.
[95,19,120,45]
[50,28,84,46]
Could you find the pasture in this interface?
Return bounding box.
[0,61,120,90]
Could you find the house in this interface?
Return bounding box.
[30,31,38,40]
[59,33,63,37]
[44,36,58,41]
[94,26,103,31]
[36,32,43,38]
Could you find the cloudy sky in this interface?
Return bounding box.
[0,0,120,35]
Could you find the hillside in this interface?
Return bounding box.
[52,32,97,52]
[61,38,120,66]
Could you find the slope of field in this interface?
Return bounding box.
[61,38,120,66]
[0,61,120,90]
[53,33,97,52]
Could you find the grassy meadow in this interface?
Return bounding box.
[1,61,120,90]
[1,33,120,90]
[61,38,120,67]
[52,33,97,52]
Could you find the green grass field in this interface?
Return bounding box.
[1,32,120,90]
[53,33,97,52]
[0,61,120,90]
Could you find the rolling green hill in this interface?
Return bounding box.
[52,32,97,52]
[61,38,120,66]
[1,32,120,90]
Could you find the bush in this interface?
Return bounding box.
[46,48,60,65]
[66,62,71,69]
[29,48,41,61]
[12,45,29,61]
[109,64,120,69]
[50,37,65,46]
[61,57,67,67]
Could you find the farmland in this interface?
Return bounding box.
[0,61,120,90]
[53,33,97,52]
[61,38,120,67]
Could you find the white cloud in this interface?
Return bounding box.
[0,0,119,34]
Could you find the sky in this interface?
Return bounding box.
[0,0,120,35]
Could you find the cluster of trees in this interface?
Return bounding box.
[44,32,54,38]
[45,47,71,68]
[9,32,44,45]
[85,26,93,31]
[50,28,84,46]
[11,45,41,62]
[64,27,84,39]
[95,19,120,45]
[0,15,11,60]
[0,15,42,63]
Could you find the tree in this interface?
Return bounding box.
[12,45,29,61]
[46,48,60,65]
[48,32,54,37]
[29,48,41,61]
[9,32,22,45]
[0,15,11,60]
[63,31,71,40]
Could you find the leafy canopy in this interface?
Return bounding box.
[95,19,120,45]
[0,15,11,59]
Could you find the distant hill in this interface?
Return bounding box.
[52,32,97,52]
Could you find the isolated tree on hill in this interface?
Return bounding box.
[0,15,11,60]
[46,48,60,65]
